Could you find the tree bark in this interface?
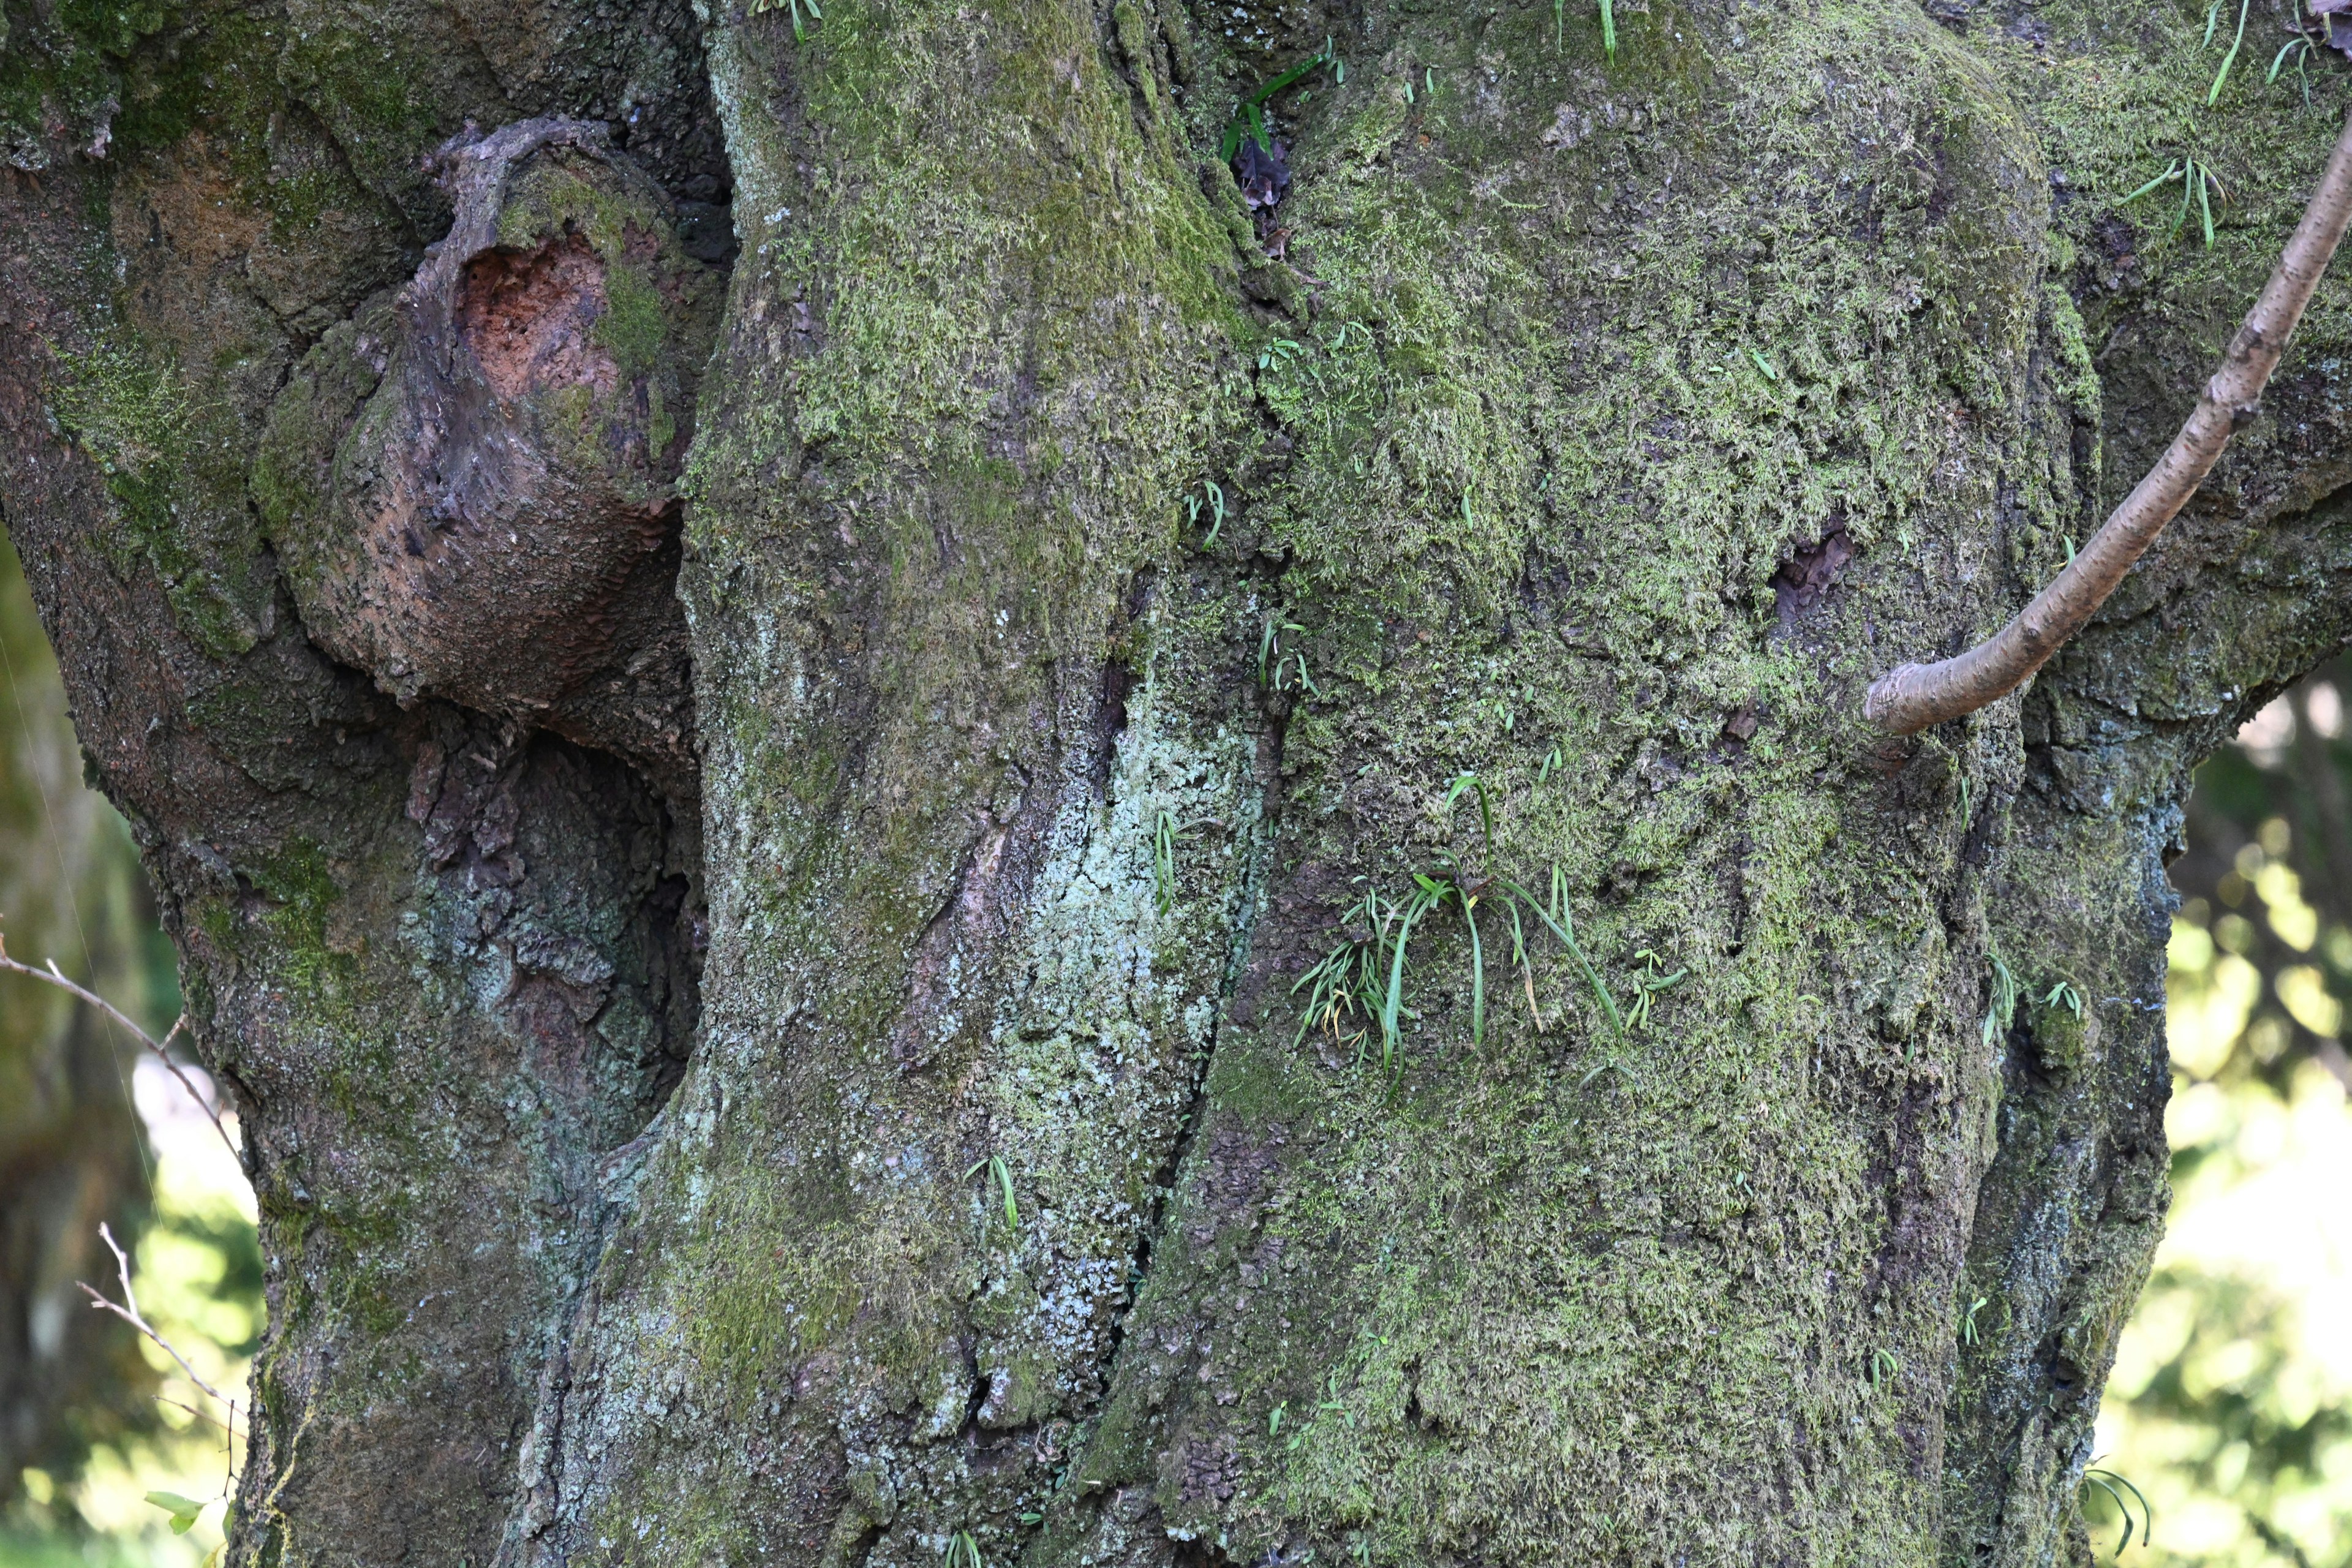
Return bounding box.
[8,1,2352,1564]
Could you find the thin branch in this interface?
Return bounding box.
[155,1392,248,1442]
[1866,105,2352,735]
[0,925,239,1161]
[80,1221,237,1412]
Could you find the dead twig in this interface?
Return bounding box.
[1866,106,2352,734]
[0,923,239,1161]
[80,1221,241,1423]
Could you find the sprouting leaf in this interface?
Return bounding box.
[965,1155,1019,1231]
[146,1492,206,1535]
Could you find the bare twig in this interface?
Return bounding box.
[155,1393,241,1435]
[80,1222,240,1419]
[0,924,239,1160]
[1866,106,2352,735]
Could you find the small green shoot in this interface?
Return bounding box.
[1382,879,1446,1069]
[1291,892,1387,1061]
[2272,29,2318,105]
[1219,44,1343,160]
[1961,1295,1989,1347]
[2045,979,2084,1017]
[966,1155,1019,1231]
[1537,744,1563,783]
[1746,347,1779,381]
[1257,337,1303,372]
[1868,1348,1901,1394]
[1599,0,1617,60]
[2082,1464,2153,1553]
[944,1530,986,1568]
[1427,869,1488,1049]
[1269,1402,1286,1436]
[1624,948,1688,1033]
[1983,952,2020,1049]
[1185,480,1229,546]
[748,0,822,40]
[1444,772,1496,862]
[1495,864,1626,1036]
[1153,809,1179,914]
[2209,0,2250,104]
[2123,157,2225,247]
[1259,619,1315,694]
[146,1492,207,1535]
[1958,773,1973,827]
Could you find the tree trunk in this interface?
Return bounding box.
[7,0,2352,1562]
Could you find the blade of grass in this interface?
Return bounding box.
[1494,869,1624,1035]
[2209,0,2250,104]
[1456,886,1485,1048]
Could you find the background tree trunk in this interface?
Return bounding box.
[8,1,2352,1564]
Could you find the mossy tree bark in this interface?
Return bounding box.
[7,0,2352,1562]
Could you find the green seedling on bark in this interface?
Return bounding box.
[2272,3,2320,104]
[1444,771,1496,862]
[2124,156,2225,247]
[2082,1464,2153,1553]
[1291,891,1388,1060]
[944,1530,986,1568]
[2045,979,2083,1017]
[965,1155,1019,1232]
[1624,948,1687,1032]
[1218,43,1342,159]
[1259,618,1310,688]
[1561,0,1618,59]
[1257,337,1303,372]
[1983,952,2021,1049]
[1960,1295,1989,1346]
[2207,0,2250,102]
[1153,809,1178,914]
[1269,1401,1286,1436]
[2272,34,2317,103]
[747,0,821,41]
[1495,864,1625,1035]
[1185,479,1228,546]
[1868,1348,1900,1394]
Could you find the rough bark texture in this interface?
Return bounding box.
[9,0,2352,1564]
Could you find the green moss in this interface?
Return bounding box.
[45,337,268,659]
[595,262,670,381]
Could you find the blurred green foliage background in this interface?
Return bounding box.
[2090,664,2352,1566]
[1,518,2348,1561]
[0,532,256,1568]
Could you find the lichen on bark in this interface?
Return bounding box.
[8,0,2352,1563]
